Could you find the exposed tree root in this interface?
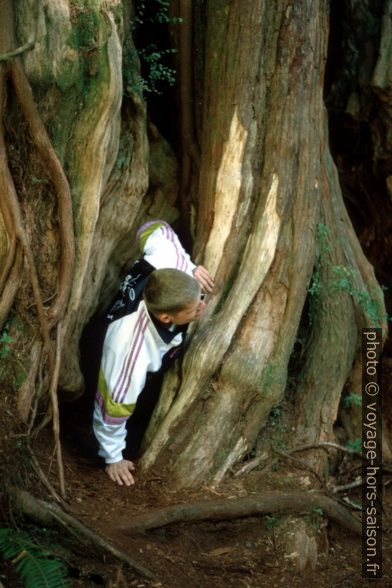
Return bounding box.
[332,477,363,494]
[290,441,364,461]
[0,0,39,63]
[0,245,22,326]
[0,178,16,295]
[11,59,75,326]
[290,442,392,474]
[272,447,325,488]
[0,0,75,498]
[17,340,43,425]
[27,447,66,507]
[236,442,392,479]
[11,488,156,582]
[117,492,362,537]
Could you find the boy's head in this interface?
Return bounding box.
[144,268,206,325]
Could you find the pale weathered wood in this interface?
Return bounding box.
[140,0,388,486]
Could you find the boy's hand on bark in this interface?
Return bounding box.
[105,459,135,486]
[193,265,215,293]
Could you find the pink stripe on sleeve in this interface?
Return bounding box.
[117,312,149,404]
[112,310,145,402]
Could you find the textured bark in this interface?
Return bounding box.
[0,0,389,497]
[0,0,179,407]
[141,0,389,485]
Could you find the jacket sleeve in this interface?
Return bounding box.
[92,325,147,464]
[93,401,128,464]
[136,220,196,275]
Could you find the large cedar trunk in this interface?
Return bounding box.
[0,0,390,495]
[140,0,390,485]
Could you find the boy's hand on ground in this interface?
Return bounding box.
[105,459,135,486]
[193,265,215,293]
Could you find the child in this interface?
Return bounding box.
[93,220,214,486]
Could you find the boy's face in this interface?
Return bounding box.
[158,295,206,325]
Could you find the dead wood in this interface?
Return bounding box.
[12,488,156,582]
[331,477,363,494]
[234,452,271,477]
[117,491,362,536]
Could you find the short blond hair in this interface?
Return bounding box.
[144,268,200,314]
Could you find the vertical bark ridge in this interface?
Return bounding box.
[141,0,334,484]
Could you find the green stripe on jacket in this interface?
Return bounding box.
[138,221,165,253]
[98,369,136,418]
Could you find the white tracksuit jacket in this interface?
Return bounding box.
[93,220,196,463]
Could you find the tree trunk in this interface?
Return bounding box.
[0,0,390,495]
[0,0,179,416]
[140,0,389,486]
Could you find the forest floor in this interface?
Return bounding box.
[8,396,387,588]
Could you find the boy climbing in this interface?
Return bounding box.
[92,220,214,486]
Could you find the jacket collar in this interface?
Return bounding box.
[147,306,188,343]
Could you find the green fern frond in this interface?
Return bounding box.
[0,528,69,588]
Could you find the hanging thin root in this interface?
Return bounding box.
[0,0,75,499]
[48,321,67,498]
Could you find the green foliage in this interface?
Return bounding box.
[341,392,362,408]
[308,223,387,326]
[0,528,69,588]
[330,266,386,325]
[138,45,177,94]
[265,515,279,529]
[308,507,324,532]
[135,0,182,26]
[130,0,181,95]
[312,507,324,517]
[345,438,362,453]
[0,330,13,359]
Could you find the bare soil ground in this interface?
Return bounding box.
[16,398,390,588]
